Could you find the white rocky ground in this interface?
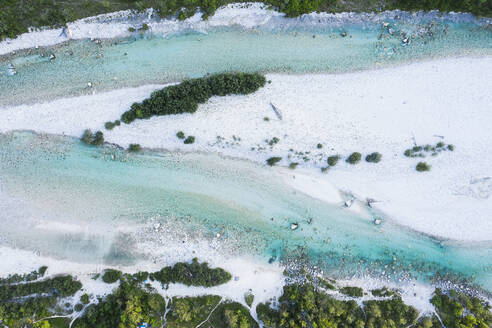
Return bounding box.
[2,57,491,242]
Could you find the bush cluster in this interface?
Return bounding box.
[102,269,122,284]
[366,152,382,163]
[327,155,341,166]
[339,286,364,297]
[128,143,142,152]
[0,275,82,301]
[416,162,431,172]
[81,129,104,146]
[120,72,266,124]
[346,152,362,164]
[266,157,282,166]
[150,258,231,287]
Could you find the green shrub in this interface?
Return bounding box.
[183,136,195,144]
[114,120,121,126]
[289,162,299,169]
[264,116,270,121]
[128,27,136,32]
[128,143,141,152]
[102,269,122,284]
[416,162,431,172]
[365,152,382,163]
[317,143,323,149]
[339,286,364,297]
[321,166,329,173]
[141,23,149,31]
[327,155,340,166]
[74,303,83,312]
[120,73,266,124]
[266,157,282,166]
[447,144,454,151]
[81,130,104,146]
[38,266,48,276]
[104,121,115,130]
[245,293,255,308]
[176,131,185,139]
[80,293,90,304]
[346,152,362,164]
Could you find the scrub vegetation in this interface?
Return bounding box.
[120,72,266,124]
[1,265,491,328]
[1,0,490,41]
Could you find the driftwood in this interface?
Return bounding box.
[270,102,283,120]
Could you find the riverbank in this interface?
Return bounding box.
[2,57,491,242]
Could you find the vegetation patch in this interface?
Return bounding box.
[346,152,362,164]
[128,143,142,152]
[80,129,104,146]
[404,141,454,158]
[327,155,341,166]
[183,135,195,144]
[416,161,431,172]
[150,258,231,287]
[101,269,122,284]
[120,72,266,124]
[339,286,364,297]
[366,152,382,163]
[266,156,282,166]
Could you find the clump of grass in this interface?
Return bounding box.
[327,155,340,166]
[317,143,323,149]
[183,136,195,144]
[321,167,329,173]
[346,152,362,165]
[266,157,282,166]
[128,27,136,32]
[81,129,104,146]
[176,131,185,139]
[264,117,270,122]
[365,152,382,163]
[416,162,431,172]
[404,141,454,158]
[289,162,299,169]
[128,144,141,152]
[267,137,280,146]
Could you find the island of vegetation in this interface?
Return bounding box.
[117,72,266,124]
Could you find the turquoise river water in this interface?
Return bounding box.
[0,11,491,291]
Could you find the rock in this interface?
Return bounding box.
[373,218,382,225]
[402,38,410,44]
[87,82,92,88]
[388,28,394,35]
[344,199,353,208]
[383,22,389,27]
[307,217,312,224]
[341,31,347,37]
[7,63,17,76]
[291,223,299,230]
[49,54,56,61]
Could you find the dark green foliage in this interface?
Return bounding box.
[416,161,431,172]
[266,156,282,166]
[364,297,419,328]
[0,267,46,285]
[340,286,364,297]
[0,275,82,301]
[73,280,166,328]
[431,288,492,328]
[371,287,395,297]
[346,152,362,164]
[141,23,149,31]
[245,292,255,308]
[317,143,323,149]
[128,27,136,32]
[80,293,90,304]
[120,73,266,124]
[183,136,195,144]
[150,258,231,287]
[267,137,280,146]
[176,131,185,139]
[257,284,365,328]
[448,144,454,151]
[74,303,84,311]
[209,302,259,328]
[289,162,299,169]
[321,166,329,173]
[0,295,61,327]
[404,141,454,158]
[80,129,104,146]
[165,295,221,327]
[327,155,340,166]
[104,121,115,130]
[102,269,122,284]
[128,143,142,152]
[366,152,382,163]
[264,116,270,121]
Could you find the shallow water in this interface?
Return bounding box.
[0,132,491,290]
[1,14,491,106]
